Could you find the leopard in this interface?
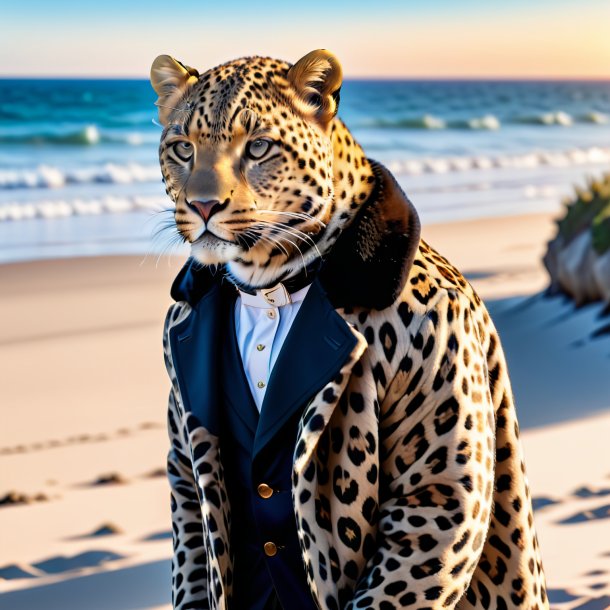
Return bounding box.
[152,49,549,610]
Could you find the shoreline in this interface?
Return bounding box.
[0,155,601,265]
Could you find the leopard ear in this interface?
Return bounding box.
[287,49,342,131]
[150,55,199,125]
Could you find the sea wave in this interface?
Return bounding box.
[361,114,501,130]
[382,146,610,175]
[1,146,608,195]
[0,125,157,146]
[359,110,610,130]
[0,194,168,222]
[0,162,161,189]
[580,111,608,124]
[512,111,574,126]
[363,114,447,129]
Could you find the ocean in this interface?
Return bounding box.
[1,78,609,263]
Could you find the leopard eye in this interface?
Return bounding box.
[172,141,194,162]
[245,138,272,160]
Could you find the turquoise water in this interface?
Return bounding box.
[1,78,609,262]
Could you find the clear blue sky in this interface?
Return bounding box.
[2,0,609,77]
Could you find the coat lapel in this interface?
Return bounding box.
[168,281,225,434]
[252,278,359,460]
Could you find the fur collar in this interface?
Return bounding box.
[170,158,421,311]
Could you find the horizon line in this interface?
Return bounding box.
[1,74,609,82]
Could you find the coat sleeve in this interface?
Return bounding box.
[164,305,210,610]
[346,289,496,609]
[167,389,209,610]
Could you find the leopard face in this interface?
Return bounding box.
[150,50,375,289]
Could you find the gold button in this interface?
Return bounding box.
[257,483,274,499]
[257,381,266,389]
[263,541,277,557]
[256,344,265,351]
[267,310,276,319]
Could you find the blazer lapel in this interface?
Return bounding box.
[252,277,358,460]
[168,281,226,435]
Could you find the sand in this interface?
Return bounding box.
[1,212,609,609]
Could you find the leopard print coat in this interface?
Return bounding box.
[162,160,549,610]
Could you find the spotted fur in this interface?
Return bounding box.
[154,50,548,610]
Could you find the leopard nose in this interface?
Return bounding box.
[187,199,223,223]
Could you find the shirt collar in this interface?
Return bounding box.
[237,282,312,308]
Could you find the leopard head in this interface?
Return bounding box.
[150,49,375,290]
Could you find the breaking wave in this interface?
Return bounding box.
[0,125,157,146]
[379,146,610,175]
[359,110,610,130]
[2,146,610,194]
[0,162,161,189]
[0,194,168,222]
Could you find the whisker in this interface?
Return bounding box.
[262,228,307,270]
[252,219,314,244]
[140,228,185,269]
[154,231,187,269]
[220,217,321,258]
[253,219,323,260]
[228,226,290,257]
[255,232,290,257]
[255,209,326,228]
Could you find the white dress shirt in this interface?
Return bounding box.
[234,283,312,412]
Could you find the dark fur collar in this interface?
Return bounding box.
[170,159,421,311]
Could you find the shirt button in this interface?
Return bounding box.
[257,483,274,499]
[263,541,278,557]
[256,344,266,351]
[267,309,276,319]
[257,381,266,389]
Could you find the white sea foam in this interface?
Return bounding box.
[0,195,168,222]
[1,145,609,224]
[1,146,609,197]
[0,125,158,146]
[468,115,501,130]
[386,146,610,177]
[0,162,161,189]
[513,111,574,126]
[448,115,501,130]
[360,109,610,130]
[581,112,608,124]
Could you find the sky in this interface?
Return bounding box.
[1,0,609,79]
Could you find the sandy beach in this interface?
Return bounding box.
[1,211,609,610]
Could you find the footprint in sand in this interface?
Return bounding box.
[572,486,610,499]
[584,569,606,577]
[139,421,163,429]
[141,529,172,542]
[571,595,610,610]
[547,589,580,604]
[144,467,166,478]
[532,496,560,511]
[33,550,126,575]
[0,564,40,581]
[67,522,124,540]
[0,550,127,581]
[0,490,52,507]
[90,472,129,486]
[71,472,129,489]
[558,503,610,525]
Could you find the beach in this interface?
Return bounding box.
[1,210,609,609]
[1,75,610,609]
